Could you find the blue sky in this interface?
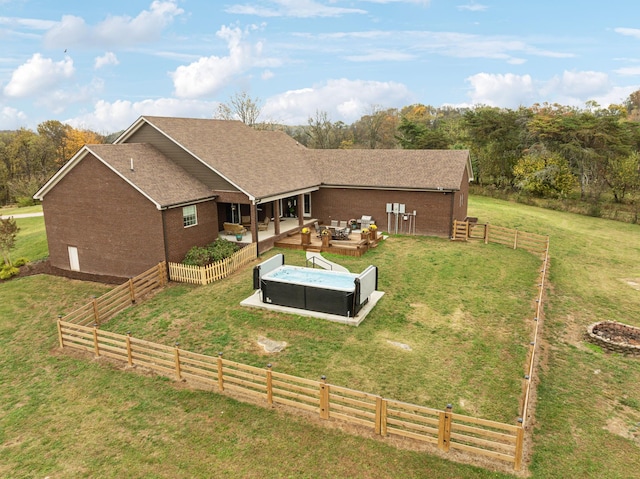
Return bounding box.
[1,0,640,133]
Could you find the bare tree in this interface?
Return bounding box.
[215,90,262,127]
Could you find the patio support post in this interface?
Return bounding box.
[274,200,281,235]
[249,204,258,243]
[297,194,305,227]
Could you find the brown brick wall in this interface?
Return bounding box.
[42,154,166,277]
[311,187,462,237]
[162,200,219,263]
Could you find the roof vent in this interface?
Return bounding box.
[130,158,134,171]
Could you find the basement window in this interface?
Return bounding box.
[183,205,197,227]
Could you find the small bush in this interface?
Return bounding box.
[182,239,240,266]
[13,257,29,267]
[16,196,36,207]
[0,265,19,280]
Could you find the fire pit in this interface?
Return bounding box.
[586,321,640,357]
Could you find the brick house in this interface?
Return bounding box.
[34,116,473,278]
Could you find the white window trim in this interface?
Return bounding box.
[183,205,198,228]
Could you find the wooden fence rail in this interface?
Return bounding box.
[56,320,524,471]
[168,243,258,285]
[452,220,549,255]
[58,262,167,327]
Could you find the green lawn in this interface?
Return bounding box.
[1,195,639,478]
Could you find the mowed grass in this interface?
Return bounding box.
[2,195,639,478]
[11,216,49,262]
[468,196,640,478]
[102,236,539,423]
[1,269,511,478]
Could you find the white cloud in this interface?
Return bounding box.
[66,98,219,133]
[615,66,640,76]
[94,52,119,70]
[262,78,414,124]
[43,0,184,49]
[3,53,74,98]
[465,70,632,109]
[466,73,536,107]
[170,24,278,99]
[345,50,416,62]
[614,27,640,40]
[0,105,28,130]
[225,0,367,18]
[457,2,488,12]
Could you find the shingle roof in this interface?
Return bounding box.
[87,143,215,208]
[308,149,471,191]
[141,116,318,199]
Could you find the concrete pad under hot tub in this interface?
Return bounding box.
[240,289,384,326]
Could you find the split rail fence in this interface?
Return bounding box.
[56,320,525,470]
[53,225,548,472]
[452,219,550,455]
[452,220,549,255]
[58,262,167,327]
[168,243,257,285]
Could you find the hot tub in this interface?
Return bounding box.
[253,254,378,317]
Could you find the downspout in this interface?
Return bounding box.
[449,191,455,239]
[161,209,170,267]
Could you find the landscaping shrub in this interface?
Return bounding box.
[183,239,239,266]
[13,257,28,267]
[0,264,19,280]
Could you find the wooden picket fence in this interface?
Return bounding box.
[58,262,167,327]
[168,243,257,285]
[452,220,549,255]
[56,321,525,470]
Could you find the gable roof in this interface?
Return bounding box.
[34,143,215,209]
[36,116,473,204]
[310,149,473,191]
[120,116,320,201]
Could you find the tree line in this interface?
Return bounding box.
[3,91,640,222]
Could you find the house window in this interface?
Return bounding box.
[183,205,197,227]
[303,194,311,217]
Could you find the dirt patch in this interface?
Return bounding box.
[621,278,640,291]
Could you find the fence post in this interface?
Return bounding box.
[484,223,489,244]
[438,404,453,452]
[319,375,329,420]
[92,323,100,357]
[126,331,133,366]
[513,229,519,249]
[217,352,224,391]
[514,419,525,471]
[266,363,273,405]
[157,262,166,286]
[128,278,136,304]
[57,316,64,348]
[91,296,100,326]
[174,342,182,380]
[375,397,387,436]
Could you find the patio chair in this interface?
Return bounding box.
[241,215,251,227]
[330,219,339,227]
[339,220,347,228]
[360,215,374,230]
[258,217,270,231]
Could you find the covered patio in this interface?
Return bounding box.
[219,217,318,245]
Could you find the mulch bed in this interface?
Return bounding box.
[7,259,128,285]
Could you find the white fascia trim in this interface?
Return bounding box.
[34,146,91,200]
[87,147,164,210]
[320,184,459,192]
[255,186,319,204]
